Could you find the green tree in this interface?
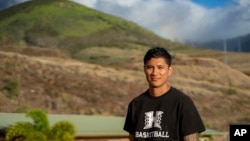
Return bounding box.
[5,109,75,141]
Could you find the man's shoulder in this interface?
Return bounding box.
[170,87,192,101]
[129,90,149,103]
[170,87,185,95]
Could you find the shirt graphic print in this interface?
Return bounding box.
[136,111,170,139]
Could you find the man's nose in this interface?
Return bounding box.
[152,67,158,74]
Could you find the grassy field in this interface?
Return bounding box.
[0,46,249,131]
[175,48,250,75]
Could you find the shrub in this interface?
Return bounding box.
[226,88,237,95]
[5,122,35,141]
[2,80,21,98]
[5,109,76,141]
[49,121,75,141]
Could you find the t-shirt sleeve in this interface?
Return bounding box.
[123,102,135,134]
[180,96,205,136]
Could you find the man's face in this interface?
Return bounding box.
[144,57,172,88]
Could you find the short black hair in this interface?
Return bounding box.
[143,47,172,66]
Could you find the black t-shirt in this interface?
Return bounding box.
[123,87,205,141]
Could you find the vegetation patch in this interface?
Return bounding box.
[1,80,21,98]
[73,46,147,68]
[5,109,76,141]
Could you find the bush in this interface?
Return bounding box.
[226,88,237,95]
[5,109,76,141]
[2,80,21,98]
[49,121,75,141]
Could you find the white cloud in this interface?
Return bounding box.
[237,0,250,6]
[71,0,250,43]
[71,0,98,8]
[107,0,139,7]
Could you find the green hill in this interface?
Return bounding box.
[0,0,184,57]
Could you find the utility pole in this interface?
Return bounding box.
[223,39,228,64]
[238,37,241,52]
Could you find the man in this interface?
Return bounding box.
[124,47,205,141]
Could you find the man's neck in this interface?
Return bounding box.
[149,85,171,97]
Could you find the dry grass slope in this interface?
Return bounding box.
[0,47,249,131]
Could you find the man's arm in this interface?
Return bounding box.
[183,133,199,141]
[129,134,135,141]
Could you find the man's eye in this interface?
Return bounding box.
[146,66,153,69]
[158,66,164,69]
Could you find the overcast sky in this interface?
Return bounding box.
[1,0,250,43]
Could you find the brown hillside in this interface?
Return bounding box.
[0,47,249,131]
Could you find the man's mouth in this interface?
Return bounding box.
[151,77,160,81]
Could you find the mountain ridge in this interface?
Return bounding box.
[196,33,250,52]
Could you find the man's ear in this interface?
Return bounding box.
[168,66,173,76]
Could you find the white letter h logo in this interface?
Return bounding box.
[144,111,163,129]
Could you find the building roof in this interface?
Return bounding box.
[0,113,128,137]
[200,128,228,136]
